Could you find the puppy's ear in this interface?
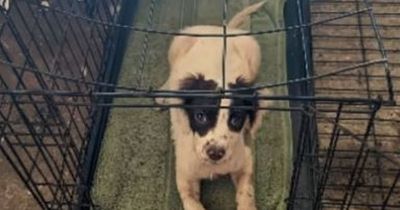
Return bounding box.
[249,88,273,139]
[168,36,197,65]
[232,37,261,81]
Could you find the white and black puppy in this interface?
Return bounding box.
[156,1,271,210]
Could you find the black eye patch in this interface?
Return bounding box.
[184,98,219,136]
[228,110,247,132]
[180,74,220,136]
[228,77,258,132]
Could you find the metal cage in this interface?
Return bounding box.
[0,0,127,208]
[0,0,399,209]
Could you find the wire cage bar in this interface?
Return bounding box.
[287,102,400,209]
[0,0,125,209]
[287,0,400,209]
[0,0,398,209]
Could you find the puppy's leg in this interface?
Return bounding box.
[176,177,204,210]
[192,180,201,201]
[232,171,256,210]
[231,148,257,210]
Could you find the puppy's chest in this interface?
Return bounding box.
[196,156,244,180]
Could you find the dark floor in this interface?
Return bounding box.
[0,153,40,210]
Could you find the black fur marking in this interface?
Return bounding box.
[180,74,219,136]
[228,77,258,132]
[180,74,218,91]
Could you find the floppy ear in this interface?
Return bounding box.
[249,88,273,139]
[168,35,197,65]
[232,37,261,80]
[155,36,197,107]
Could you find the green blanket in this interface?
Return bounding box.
[91,0,292,209]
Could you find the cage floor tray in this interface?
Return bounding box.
[91,0,292,209]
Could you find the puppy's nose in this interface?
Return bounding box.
[206,146,225,161]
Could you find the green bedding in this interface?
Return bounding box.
[91,0,292,209]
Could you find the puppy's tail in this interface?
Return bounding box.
[227,1,266,28]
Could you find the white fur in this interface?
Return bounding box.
[156,2,272,210]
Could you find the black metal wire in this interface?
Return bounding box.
[47,2,371,37]
[313,104,343,210]
[0,56,389,98]
[0,0,123,209]
[13,0,83,188]
[296,0,311,79]
[0,0,399,210]
[344,149,370,210]
[355,1,386,203]
[0,7,75,205]
[307,1,400,209]
[287,109,310,210]
[136,0,158,88]
[221,0,228,90]
[382,169,400,209]
[362,0,395,103]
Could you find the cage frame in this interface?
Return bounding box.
[0,0,398,209]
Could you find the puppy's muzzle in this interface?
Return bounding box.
[206,145,226,161]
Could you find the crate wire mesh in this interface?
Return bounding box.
[0,0,398,210]
[0,0,125,209]
[285,0,399,209]
[304,0,400,209]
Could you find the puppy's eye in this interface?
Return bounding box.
[194,111,208,124]
[229,114,244,128]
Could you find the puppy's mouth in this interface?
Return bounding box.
[206,158,225,165]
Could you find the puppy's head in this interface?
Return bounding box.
[180,75,270,164]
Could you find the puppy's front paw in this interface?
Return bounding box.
[177,178,205,210]
[237,201,257,210]
[232,161,257,210]
[236,189,257,210]
[182,203,206,210]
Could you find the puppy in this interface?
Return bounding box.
[156,1,271,210]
